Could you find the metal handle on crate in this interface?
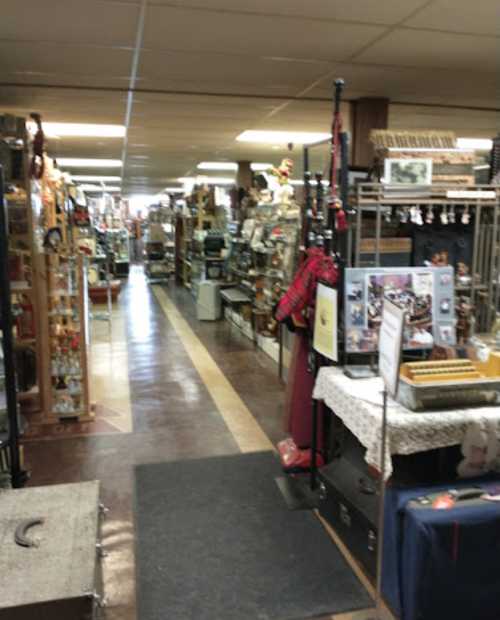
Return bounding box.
[86,590,108,609]
[318,482,327,501]
[368,529,377,553]
[96,542,108,559]
[98,503,110,518]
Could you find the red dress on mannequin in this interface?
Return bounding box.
[276,248,338,448]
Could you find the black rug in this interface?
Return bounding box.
[134,451,372,620]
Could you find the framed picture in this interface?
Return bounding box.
[384,158,433,185]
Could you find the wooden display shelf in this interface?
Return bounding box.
[5,125,49,416]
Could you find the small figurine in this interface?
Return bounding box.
[410,206,423,226]
[269,158,295,206]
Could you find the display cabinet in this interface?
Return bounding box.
[0,165,26,488]
[107,228,130,277]
[45,254,90,419]
[33,154,92,422]
[2,115,48,415]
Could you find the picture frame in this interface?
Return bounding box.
[384,158,433,186]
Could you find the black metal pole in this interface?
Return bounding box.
[374,387,389,618]
[310,389,319,491]
[0,167,26,488]
[303,145,310,179]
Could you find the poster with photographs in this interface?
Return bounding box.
[384,158,433,185]
[344,266,455,354]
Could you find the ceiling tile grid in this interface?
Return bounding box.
[0,0,498,194]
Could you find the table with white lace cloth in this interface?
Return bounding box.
[313,366,500,479]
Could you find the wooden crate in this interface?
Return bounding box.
[0,481,102,619]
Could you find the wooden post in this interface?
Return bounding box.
[351,98,389,168]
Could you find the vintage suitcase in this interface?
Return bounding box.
[382,477,500,620]
[318,455,379,577]
[0,481,103,619]
[319,424,463,583]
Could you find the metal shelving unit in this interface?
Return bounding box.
[351,183,500,332]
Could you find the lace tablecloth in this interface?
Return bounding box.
[313,367,500,478]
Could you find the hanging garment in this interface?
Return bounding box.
[276,247,339,325]
[277,247,338,448]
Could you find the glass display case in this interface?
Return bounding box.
[107,227,130,277]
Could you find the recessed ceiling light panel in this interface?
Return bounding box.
[58,158,122,168]
[178,176,235,185]
[236,130,331,145]
[28,122,126,138]
[197,161,273,172]
[197,162,238,171]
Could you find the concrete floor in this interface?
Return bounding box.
[23,267,375,620]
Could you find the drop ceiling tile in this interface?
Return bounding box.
[0,41,133,83]
[0,0,139,47]
[0,87,127,124]
[148,0,428,25]
[138,78,306,97]
[130,99,270,122]
[143,5,384,61]
[129,115,257,132]
[307,63,500,108]
[138,50,331,93]
[403,0,500,36]
[389,104,500,136]
[354,28,499,73]
[46,141,123,159]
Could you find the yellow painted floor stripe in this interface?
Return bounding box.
[152,285,273,453]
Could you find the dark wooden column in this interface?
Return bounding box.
[351,98,389,168]
[237,161,252,189]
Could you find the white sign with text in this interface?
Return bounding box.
[378,299,405,397]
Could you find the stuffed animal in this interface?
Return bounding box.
[458,421,500,478]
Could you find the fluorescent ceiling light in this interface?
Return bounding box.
[57,158,122,168]
[28,122,125,138]
[178,176,235,185]
[80,184,121,192]
[197,162,273,172]
[71,175,121,182]
[251,163,273,171]
[164,187,185,193]
[236,130,331,145]
[457,138,493,150]
[198,162,237,171]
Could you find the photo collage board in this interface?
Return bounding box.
[344,266,456,354]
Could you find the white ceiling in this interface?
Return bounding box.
[0,0,499,194]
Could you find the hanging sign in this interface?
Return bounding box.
[313,283,338,362]
[378,298,405,397]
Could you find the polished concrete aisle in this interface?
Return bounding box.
[24,267,374,620]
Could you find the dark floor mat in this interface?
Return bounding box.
[134,451,372,620]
